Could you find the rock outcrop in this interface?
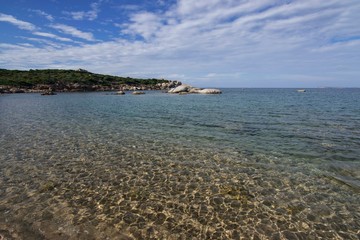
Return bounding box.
[132,91,145,95]
[0,80,182,94]
[168,85,222,94]
[167,85,191,93]
[198,89,222,94]
[41,89,56,95]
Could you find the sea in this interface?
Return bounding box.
[0,88,359,239]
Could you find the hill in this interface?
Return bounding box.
[0,69,180,93]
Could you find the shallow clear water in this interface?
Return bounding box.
[1,89,359,239]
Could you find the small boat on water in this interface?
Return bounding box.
[297,89,306,92]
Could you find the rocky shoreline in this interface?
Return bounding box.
[1,83,222,95]
[0,81,182,94]
[0,69,221,95]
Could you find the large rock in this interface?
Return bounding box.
[168,85,190,93]
[41,89,56,95]
[198,89,222,94]
[132,91,145,95]
[157,81,182,90]
[167,84,222,94]
[188,88,202,93]
[10,88,25,93]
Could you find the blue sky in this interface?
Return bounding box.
[0,0,359,87]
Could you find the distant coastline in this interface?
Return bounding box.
[0,68,181,94]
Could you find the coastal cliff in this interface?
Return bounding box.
[0,69,181,93]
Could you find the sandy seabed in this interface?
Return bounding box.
[1,138,359,240]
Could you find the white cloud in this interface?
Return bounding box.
[0,12,72,44]
[312,39,360,52]
[50,24,95,41]
[19,37,65,49]
[176,0,225,16]
[0,43,31,49]
[0,13,36,31]
[31,10,54,21]
[65,1,101,21]
[1,0,360,87]
[121,12,162,40]
[157,0,166,6]
[33,31,73,42]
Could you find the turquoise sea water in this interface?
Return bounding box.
[1,89,359,239]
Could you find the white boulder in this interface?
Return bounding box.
[198,89,222,94]
[188,88,202,93]
[168,85,190,93]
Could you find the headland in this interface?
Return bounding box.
[0,68,181,94]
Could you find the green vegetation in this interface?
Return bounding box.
[0,68,169,87]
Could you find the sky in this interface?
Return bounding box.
[0,0,359,87]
